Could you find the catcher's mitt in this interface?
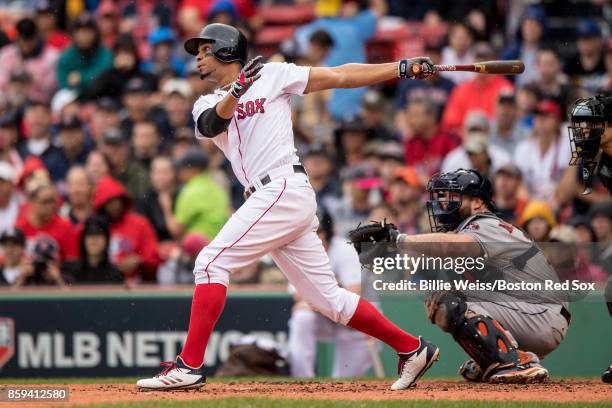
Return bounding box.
[348,220,399,265]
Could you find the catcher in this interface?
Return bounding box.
[350,169,570,383]
[565,93,612,383]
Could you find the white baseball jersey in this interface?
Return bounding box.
[192,62,311,187]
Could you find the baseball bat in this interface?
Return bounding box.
[411,60,525,76]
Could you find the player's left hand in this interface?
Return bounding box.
[398,56,435,80]
[230,55,264,99]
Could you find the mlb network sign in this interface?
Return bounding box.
[0,295,292,377]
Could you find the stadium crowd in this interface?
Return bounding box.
[0,0,610,287]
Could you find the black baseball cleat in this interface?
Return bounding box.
[390,337,440,390]
[137,356,206,391]
[603,365,612,383]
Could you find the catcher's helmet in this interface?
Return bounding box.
[184,23,247,66]
[426,169,496,232]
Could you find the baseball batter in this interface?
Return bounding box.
[349,169,570,383]
[137,23,439,390]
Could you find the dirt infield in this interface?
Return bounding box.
[3,379,610,407]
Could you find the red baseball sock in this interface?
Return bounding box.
[179,283,227,368]
[347,298,419,353]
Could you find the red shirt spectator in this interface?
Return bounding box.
[16,184,78,261]
[178,0,256,36]
[92,176,160,282]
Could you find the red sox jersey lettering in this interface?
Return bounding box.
[236,98,266,120]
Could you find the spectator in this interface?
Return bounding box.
[138,156,177,242]
[60,166,93,225]
[85,35,157,103]
[515,83,541,130]
[565,20,606,94]
[159,79,194,142]
[514,100,571,203]
[519,200,557,242]
[440,22,476,85]
[441,43,514,134]
[158,232,209,285]
[95,0,120,50]
[5,69,33,112]
[120,77,155,136]
[534,48,575,113]
[142,27,185,77]
[99,127,151,204]
[16,102,65,182]
[489,90,529,156]
[57,114,93,177]
[57,13,113,96]
[301,144,341,206]
[0,228,27,285]
[16,183,78,261]
[0,162,21,234]
[177,0,256,37]
[92,175,160,282]
[89,97,121,141]
[388,167,428,234]
[325,165,380,237]
[569,215,597,244]
[0,111,24,176]
[370,142,405,193]
[0,17,59,102]
[85,149,111,184]
[361,90,393,141]
[132,120,161,170]
[295,0,387,119]
[292,30,334,145]
[62,216,124,284]
[394,42,455,132]
[494,164,528,224]
[119,0,174,58]
[14,235,65,286]
[51,88,80,122]
[35,0,71,50]
[441,111,511,176]
[402,96,459,177]
[500,5,546,87]
[335,116,369,168]
[172,148,230,240]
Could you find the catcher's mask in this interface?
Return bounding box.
[426,169,496,232]
[568,96,610,194]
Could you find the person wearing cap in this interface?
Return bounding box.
[120,77,156,136]
[61,215,123,284]
[590,202,612,270]
[0,17,59,103]
[388,166,428,234]
[177,0,256,38]
[490,90,529,155]
[513,99,571,202]
[51,88,80,121]
[35,0,71,50]
[494,164,527,224]
[440,22,476,85]
[0,161,22,235]
[394,42,456,134]
[441,110,512,176]
[57,12,112,95]
[16,183,78,261]
[402,96,459,177]
[0,228,27,285]
[335,115,369,168]
[371,141,406,192]
[360,90,393,141]
[99,127,151,204]
[499,5,547,87]
[90,97,121,140]
[534,48,576,113]
[132,119,161,170]
[142,27,186,77]
[92,175,160,282]
[564,19,606,93]
[16,102,65,182]
[301,143,341,205]
[157,232,210,285]
[85,35,157,103]
[57,114,93,175]
[158,79,194,142]
[519,200,557,242]
[441,43,514,135]
[172,148,229,240]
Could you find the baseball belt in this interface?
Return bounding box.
[244,164,307,199]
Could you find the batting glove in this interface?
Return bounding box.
[230,56,264,99]
[398,56,435,80]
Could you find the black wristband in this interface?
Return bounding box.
[398,59,409,78]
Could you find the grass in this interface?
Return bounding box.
[67,398,612,408]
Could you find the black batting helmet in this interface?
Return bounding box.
[184,23,247,66]
[426,169,496,232]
